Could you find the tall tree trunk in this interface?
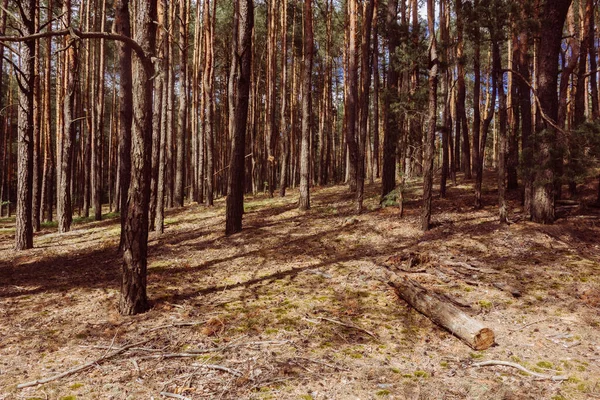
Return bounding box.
[155,0,169,234]
[174,0,188,207]
[41,0,54,223]
[531,0,572,224]
[92,0,107,221]
[265,0,278,197]
[421,0,438,231]
[456,0,470,178]
[471,0,481,180]
[345,0,359,192]
[299,0,313,211]
[119,0,157,315]
[440,0,449,198]
[279,0,289,197]
[356,0,375,213]
[203,0,215,206]
[116,0,132,248]
[149,0,165,230]
[15,0,36,250]
[382,0,399,199]
[475,51,497,209]
[57,0,77,234]
[225,0,253,234]
[32,4,41,232]
[494,40,508,223]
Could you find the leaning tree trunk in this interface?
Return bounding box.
[421,0,438,231]
[298,0,313,211]
[118,0,157,316]
[15,0,36,250]
[225,0,253,234]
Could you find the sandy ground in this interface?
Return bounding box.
[1,175,599,399]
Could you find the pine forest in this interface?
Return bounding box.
[1,0,600,398]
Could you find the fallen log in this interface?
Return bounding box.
[388,273,495,350]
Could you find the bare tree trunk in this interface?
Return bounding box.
[116,0,132,247]
[298,0,313,211]
[41,0,54,223]
[356,0,375,213]
[279,0,289,197]
[382,0,399,199]
[149,0,165,230]
[440,0,449,198]
[456,0,470,179]
[475,50,497,209]
[471,0,481,180]
[494,40,508,223]
[421,0,438,231]
[15,0,36,250]
[57,0,77,234]
[32,5,41,232]
[345,0,359,192]
[531,0,572,224]
[92,0,107,221]
[225,0,253,234]
[203,0,215,206]
[174,0,188,207]
[119,0,157,315]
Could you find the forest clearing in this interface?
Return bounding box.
[1,176,599,400]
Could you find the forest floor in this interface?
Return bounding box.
[1,172,600,400]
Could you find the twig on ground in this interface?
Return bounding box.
[17,339,152,388]
[143,320,208,334]
[160,392,191,400]
[471,360,568,381]
[508,318,549,333]
[190,363,243,377]
[294,356,349,371]
[305,316,377,339]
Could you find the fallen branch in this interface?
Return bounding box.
[17,339,152,389]
[471,360,568,381]
[160,392,191,400]
[388,273,495,350]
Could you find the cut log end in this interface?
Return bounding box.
[473,328,495,350]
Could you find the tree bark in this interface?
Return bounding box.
[225,0,253,234]
[174,0,188,207]
[57,0,77,234]
[116,0,132,247]
[381,0,399,199]
[531,0,572,224]
[345,0,359,193]
[118,0,156,315]
[299,0,313,211]
[356,0,375,213]
[15,0,36,250]
[421,0,438,231]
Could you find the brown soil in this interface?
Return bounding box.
[1,173,600,399]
